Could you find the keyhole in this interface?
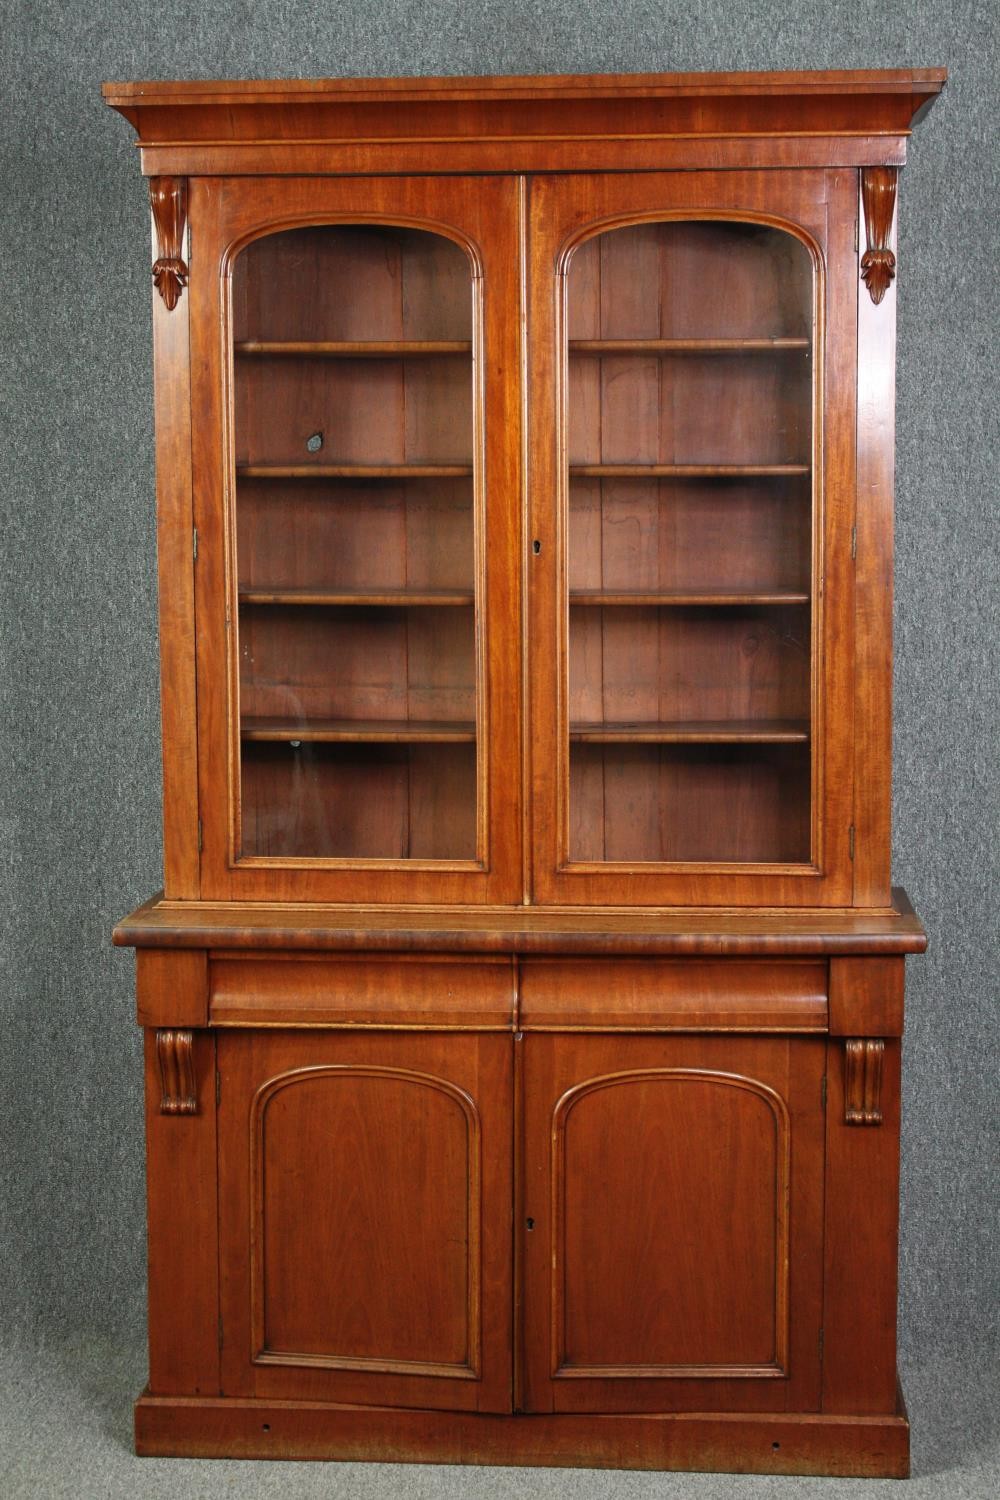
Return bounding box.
[532,539,541,555]
[306,431,323,453]
[526,1217,535,1230]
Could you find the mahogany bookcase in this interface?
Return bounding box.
[104,68,944,1476]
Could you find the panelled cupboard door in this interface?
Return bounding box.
[188,175,523,903]
[217,1030,513,1411]
[521,1034,826,1413]
[527,170,858,905]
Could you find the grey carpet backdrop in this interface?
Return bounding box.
[2,1,997,1495]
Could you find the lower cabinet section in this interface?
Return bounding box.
[205,1030,827,1415]
[138,948,908,1475]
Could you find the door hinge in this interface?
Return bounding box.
[848,824,855,861]
[821,1073,827,1111]
[216,1070,221,1106]
[192,526,199,562]
[854,212,859,253]
[197,817,203,853]
[218,1312,223,1351]
[851,524,857,560]
[819,1326,825,1363]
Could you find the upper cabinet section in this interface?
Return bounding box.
[104,71,944,908]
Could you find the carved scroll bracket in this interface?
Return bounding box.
[156,1028,197,1115]
[860,166,897,305]
[150,177,189,311]
[843,1038,884,1125]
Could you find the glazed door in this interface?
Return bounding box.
[521,1033,826,1413]
[217,1029,513,1412]
[527,170,858,905]
[189,175,522,902]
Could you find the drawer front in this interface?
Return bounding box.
[519,958,827,1031]
[209,954,516,1029]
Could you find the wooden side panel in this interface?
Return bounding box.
[522,1033,826,1413]
[150,186,200,898]
[144,1028,219,1394]
[853,171,897,907]
[217,1029,512,1412]
[822,1037,902,1413]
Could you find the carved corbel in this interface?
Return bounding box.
[860,167,897,305]
[156,1028,197,1114]
[843,1038,884,1125]
[150,177,189,311]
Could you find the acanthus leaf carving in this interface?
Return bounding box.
[860,166,897,305]
[843,1038,885,1125]
[156,1028,197,1114]
[150,177,189,311]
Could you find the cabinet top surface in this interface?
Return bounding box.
[102,68,944,152]
[102,67,945,106]
[114,889,927,956]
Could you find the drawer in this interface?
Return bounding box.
[519,958,827,1031]
[209,953,516,1030]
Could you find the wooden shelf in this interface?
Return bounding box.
[238,587,474,607]
[570,719,810,744]
[237,464,474,480]
[569,464,810,478]
[569,589,809,607]
[235,340,472,357]
[242,717,476,744]
[569,338,810,354]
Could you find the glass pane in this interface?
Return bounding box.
[565,221,814,864]
[232,225,478,860]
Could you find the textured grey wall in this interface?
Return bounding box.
[1,0,996,1436]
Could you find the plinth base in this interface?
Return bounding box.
[135,1383,910,1477]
